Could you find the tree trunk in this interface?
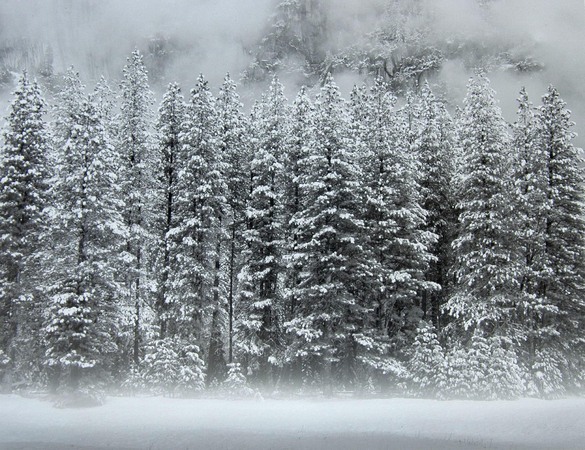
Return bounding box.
[228,225,236,364]
[133,247,141,365]
[206,308,226,387]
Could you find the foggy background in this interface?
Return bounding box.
[0,0,584,143]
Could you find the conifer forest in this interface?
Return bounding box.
[1,0,585,404]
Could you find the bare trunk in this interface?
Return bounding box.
[228,226,235,364]
[133,248,141,365]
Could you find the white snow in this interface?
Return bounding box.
[1,395,584,449]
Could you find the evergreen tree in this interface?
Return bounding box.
[439,332,524,399]
[153,82,186,338]
[44,70,124,392]
[445,74,519,337]
[415,82,458,330]
[511,87,551,388]
[141,336,205,396]
[358,78,436,375]
[237,77,287,385]
[216,73,250,365]
[118,50,155,366]
[0,71,50,387]
[221,362,256,398]
[534,86,585,392]
[280,86,314,385]
[408,321,445,397]
[171,74,226,385]
[284,74,368,391]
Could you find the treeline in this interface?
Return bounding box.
[1,50,584,402]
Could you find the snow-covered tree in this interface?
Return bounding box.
[482,336,525,399]
[141,337,205,396]
[44,70,124,392]
[357,78,437,373]
[284,74,368,391]
[171,74,226,385]
[511,87,550,385]
[414,82,458,330]
[118,50,155,366]
[171,76,218,329]
[534,86,585,392]
[216,74,250,365]
[221,362,256,398]
[237,77,287,385]
[408,321,445,397]
[445,74,519,337]
[439,332,524,400]
[279,86,314,385]
[0,71,50,387]
[153,83,186,338]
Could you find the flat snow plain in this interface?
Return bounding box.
[1,395,584,449]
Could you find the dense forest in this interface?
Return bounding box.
[1,44,584,404]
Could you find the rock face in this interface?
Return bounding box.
[0,0,546,94]
[243,0,328,83]
[243,0,544,91]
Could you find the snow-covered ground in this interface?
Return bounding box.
[1,395,584,449]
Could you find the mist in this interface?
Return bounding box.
[431,0,585,133]
[1,0,584,122]
[0,0,273,88]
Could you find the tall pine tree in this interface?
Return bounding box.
[153,82,186,339]
[44,70,125,393]
[0,72,50,388]
[118,50,155,366]
[216,74,250,365]
[280,86,314,385]
[445,73,520,337]
[414,82,457,331]
[532,86,585,393]
[357,78,436,383]
[171,74,226,385]
[285,74,368,392]
[237,77,287,385]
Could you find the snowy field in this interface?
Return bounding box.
[1,395,585,450]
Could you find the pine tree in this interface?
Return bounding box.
[439,332,524,399]
[483,336,525,399]
[280,86,314,385]
[153,83,186,339]
[216,73,250,365]
[284,74,368,391]
[171,74,226,385]
[357,78,436,375]
[415,82,458,330]
[237,77,287,385]
[44,70,125,393]
[445,74,519,337]
[221,362,256,398]
[141,336,205,396]
[535,86,585,392]
[0,71,50,387]
[511,87,551,387]
[118,50,155,366]
[408,321,445,397]
[170,74,217,333]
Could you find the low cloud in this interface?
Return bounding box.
[1,0,584,143]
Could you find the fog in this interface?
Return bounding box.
[0,0,272,87]
[0,0,584,138]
